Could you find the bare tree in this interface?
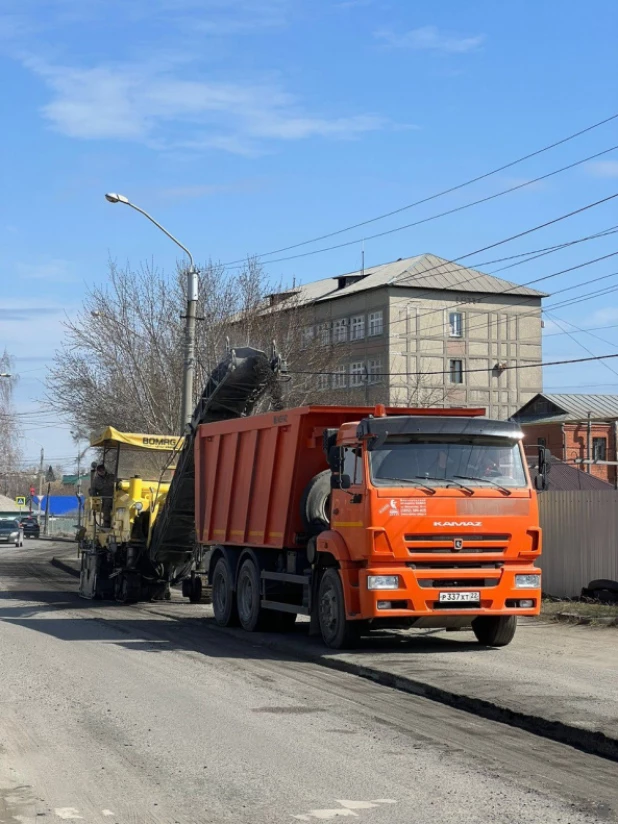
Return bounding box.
[47,257,347,435]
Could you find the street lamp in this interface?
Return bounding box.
[104,192,198,434]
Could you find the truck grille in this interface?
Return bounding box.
[417,578,499,588]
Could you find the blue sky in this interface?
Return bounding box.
[1,0,617,470]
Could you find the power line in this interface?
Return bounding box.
[288,352,618,379]
[222,111,618,265]
[545,312,618,378]
[222,145,618,269]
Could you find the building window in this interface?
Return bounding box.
[317,373,329,391]
[301,326,314,348]
[449,359,463,384]
[332,365,347,389]
[449,312,463,338]
[350,315,365,341]
[593,437,607,461]
[367,358,382,384]
[318,323,331,346]
[333,319,348,343]
[350,361,365,387]
[368,310,383,337]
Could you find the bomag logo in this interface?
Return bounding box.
[433,521,482,527]
[142,437,178,447]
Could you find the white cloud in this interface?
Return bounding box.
[14,258,75,282]
[20,56,387,154]
[586,160,618,179]
[375,25,484,54]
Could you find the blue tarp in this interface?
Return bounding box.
[39,495,83,516]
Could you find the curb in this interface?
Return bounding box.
[51,557,80,578]
[46,557,618,763]
[549,611,618,627]
[209,624,618,764]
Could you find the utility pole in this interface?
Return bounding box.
[104,193,198,435]
[38,447,44,515]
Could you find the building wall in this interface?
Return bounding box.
[521,421,617,485]
[296,285,542,415]
[388,288,542,418]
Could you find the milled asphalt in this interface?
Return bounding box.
[1,542,617,823]
[49,541,618,760]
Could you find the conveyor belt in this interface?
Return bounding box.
[146,347,283,579]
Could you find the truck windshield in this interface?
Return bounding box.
[369,435,527,489]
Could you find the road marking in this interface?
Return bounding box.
[293,800,397,820]
[102,811,115,817]
[54,809,83,820]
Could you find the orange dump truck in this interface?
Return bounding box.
[195,404,543,649]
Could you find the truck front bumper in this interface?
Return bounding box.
[356,565,542,619]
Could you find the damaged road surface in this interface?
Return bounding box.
[0,543,616,824]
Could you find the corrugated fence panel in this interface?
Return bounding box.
[538,491,618,598]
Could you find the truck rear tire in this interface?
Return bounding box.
[237,557,270,632]
[212,556,238,627]
[301,470,331,536]
[472,615,517,647]
[318,568,359,650]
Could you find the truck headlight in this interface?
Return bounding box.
[367,575,399,590]
[515,574,541,589]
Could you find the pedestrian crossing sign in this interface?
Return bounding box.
[15,496,26,507]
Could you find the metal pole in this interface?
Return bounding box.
[180,267,198,433]
[76,444,82,529]
[587,411,592,473]
[38,448,44,515]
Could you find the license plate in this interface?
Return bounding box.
[439,591,480,603]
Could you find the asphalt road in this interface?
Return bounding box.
[0,541,616,824]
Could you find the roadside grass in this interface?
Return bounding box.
[542,598,618,623]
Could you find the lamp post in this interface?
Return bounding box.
[20,436,45,515]
[104,192,198,434]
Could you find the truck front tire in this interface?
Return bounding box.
[317,568,359,650]
[472,615,517,647]
[212,556,238,627]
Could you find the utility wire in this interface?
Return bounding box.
[222,111,618,265]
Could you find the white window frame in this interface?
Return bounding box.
[318,322,331,346]
[368,310,384,337]
[449,359,464,384]
[332,365,347,389]
[333,318,348,343]
[449,311,463,338]
[301,325,314,348]
[350,361,365,387]
[367,358,383,384]
[350,315,365,341]
[317,373,329,391]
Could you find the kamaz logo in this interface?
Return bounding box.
[433,521,482,527]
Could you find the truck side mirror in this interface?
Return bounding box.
[328,445,343,473]
[536,446,551,490]
[340,474,351,490]
[330,473,352,490]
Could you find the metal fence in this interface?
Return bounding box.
[538,491,618,598]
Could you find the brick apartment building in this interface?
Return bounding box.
[263,253,545,420]
[512,393,618,486]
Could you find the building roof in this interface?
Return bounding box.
[526,455,615,491]
[515,393,618,424]
[0,494,20,513]
[269,253,547,309]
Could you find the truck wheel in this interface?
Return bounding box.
[472,615,517,647]
[212,556,238,627]
[301,470,332,536]
[189,576,203,604]
[318,568,359,649]
[237,558,268,632]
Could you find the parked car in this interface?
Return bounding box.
[0,519,24,547]
[20,516,40,538]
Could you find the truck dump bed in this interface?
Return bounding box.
[194,405,479,550]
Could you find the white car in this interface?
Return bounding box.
[0,519,24,547]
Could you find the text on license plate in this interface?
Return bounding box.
[439,591,480,603]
